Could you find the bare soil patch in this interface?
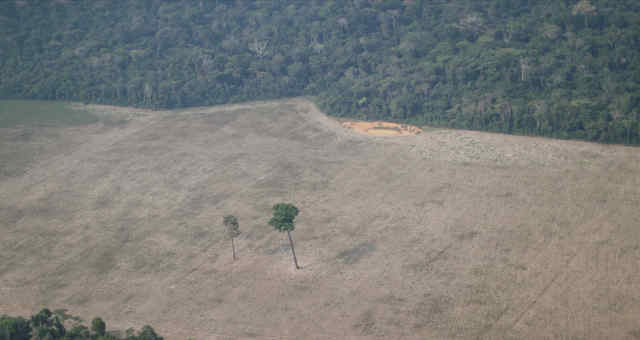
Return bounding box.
[1,98,639,340]
[342,120,423,136]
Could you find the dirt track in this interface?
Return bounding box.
[1,98,640,339]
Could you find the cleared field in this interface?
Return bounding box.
[0,100,129,179]
[1,98,639,339]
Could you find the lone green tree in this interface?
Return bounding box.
[268,203,300,269]
[223,215,241,261]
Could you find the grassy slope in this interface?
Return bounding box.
[0,100,97,128]
[0,100,99,179]
[0,99,639,339]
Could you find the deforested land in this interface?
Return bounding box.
[1,99,639,339]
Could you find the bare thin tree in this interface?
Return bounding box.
[223,215,241,261]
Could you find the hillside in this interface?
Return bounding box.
[1,99,639,339]
[1,0,639,143]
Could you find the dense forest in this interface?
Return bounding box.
[0,309,163,340]
[1,0,639,143]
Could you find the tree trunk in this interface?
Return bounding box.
[287,230,300,270]
[231,237,236,261]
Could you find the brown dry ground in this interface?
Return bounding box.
[1,98,640,339]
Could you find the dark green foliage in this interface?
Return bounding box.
[31,308,65,340]
[1,0,640,144]
[136,326,162,340]
[268,204,299,233]
[0,310,163,340]
[90,318,105,337]
[0,315,31,340]
[29,309,53,329]
[66,325,90,340]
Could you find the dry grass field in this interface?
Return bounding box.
[1,98,639,339]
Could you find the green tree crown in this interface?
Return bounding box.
[268,203,299,232]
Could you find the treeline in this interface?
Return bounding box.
[1,0,639,144]
[0,309,162,340]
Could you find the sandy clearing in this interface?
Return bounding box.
[342,121,423,136]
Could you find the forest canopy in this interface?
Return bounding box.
[1,0,639,144]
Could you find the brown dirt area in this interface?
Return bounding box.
[342,120,423,136]
[1,98,640,339]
